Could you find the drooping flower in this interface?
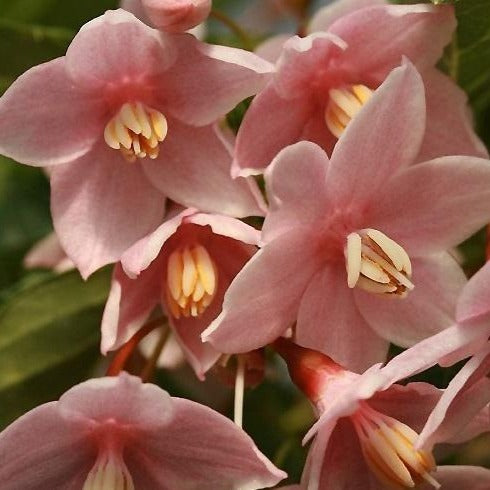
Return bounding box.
[233,0,487,177]
[274,339,490,490]
[203,62,490,372]
[0,374,286,489]
[0,9,270,278]
[101,207,261,378]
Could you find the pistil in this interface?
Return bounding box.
[83,448,135,490]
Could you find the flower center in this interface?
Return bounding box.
[325,84,373,139]
[104,102,168,162]
[352,403,440,489]
[345,229,413,296]
[166,244,218,319]
[83,450,134,490]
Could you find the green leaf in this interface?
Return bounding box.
[0,268,110,428]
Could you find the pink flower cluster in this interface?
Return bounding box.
[1,0,490,488]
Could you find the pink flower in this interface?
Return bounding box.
[0,373,286,489]
[203,63,490,372]
[0,9,271,278]
[101,207,261,379]
[23,231,74,273]
[274,339,490,490]
[234,0,487,177]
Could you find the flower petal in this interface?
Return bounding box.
[142,119,265,218]
[296,264,389,373]
[100,262,161,354]
[457,261,490,324]
[202,228,323,353]
[325,61,425,209]
[262,141,330,242]
[422,466,490,490]
[50,142,166,279]
[126,397,286,489]
[23,231,74,273]
[366,156,490,256]
[0,58,104,166]
[355,253,466,347]
[327,4,455,80]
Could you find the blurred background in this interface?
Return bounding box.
[0,0,488,483]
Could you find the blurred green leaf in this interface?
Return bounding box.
[0,268,110,428]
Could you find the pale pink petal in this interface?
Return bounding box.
[0,403,94,490]
[162,35,273,126]
[233,85,315,177]
[142,119,265,218]
[417,346,490,450]
[142,0,211,32]
[421,466,490,490]
[457,261,490,324]
[65,9,176,89]
[121,208,196,277]
[366,156,490,256]
[202,228,323,353]
[50,142,166,279]
[325,62,425,209]
[139,329,185,369]
[0,58,105,166]
[308,0,385,33]
[255,34,291,63]
[121,0,151,24]
[24,232,74,273]
[126,397,286,489]
[100,262,161,354]
[296,264,389,373]
[355,253,467,347]
[262,141,330,242]
[418,69,488,161]
[327,4,455,80]
[299,104,337,154]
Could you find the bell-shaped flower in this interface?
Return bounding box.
[203,62,490,372]
[274,339,490,490]
[0,9,270,278]
[102,207,261,379]
[0,373,286,489]
[233,0,487,177]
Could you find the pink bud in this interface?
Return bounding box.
[142,0,211,32]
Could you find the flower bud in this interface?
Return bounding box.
[142,0,211,32]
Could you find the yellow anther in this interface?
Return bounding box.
[325,84,373,139]
[166,245,218,319]
[104,102,168,162]
[345,229,413,297]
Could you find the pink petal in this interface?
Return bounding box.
[100,262,161,354]
[457,261,490,324]
[162,35,273,127]
[308,0,385,33]
[421,466,490,490]
[121,208,196,277]
[262,141,330,242]
[126,397,286,489]
[202,228,323,353]
[328,4,455,81]
[0,58,105,166]
[296,264,389,373]
[233,85,315,177]
[65,9,176,89]
[366,156,490,256]
[418,69,488,161]
[255,34,291,63]
[50,142,166,279]
[142,119,265,218]
[142,0,211,32]
[355,253,467,347]
[0,403,94,490]
[23,232,74,273]
[417,346,490,450]
[325,62,425,209]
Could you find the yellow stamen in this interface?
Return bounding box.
[166,245,218,319]
[345,229,413,297]
[104,102,168,162]
[325,84,373,139]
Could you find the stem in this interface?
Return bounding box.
[234,355,246,428]
[210,9,254,51]
[141,326,170,382]
[106,317,166,376]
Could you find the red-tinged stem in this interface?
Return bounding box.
[106,317,166,377]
